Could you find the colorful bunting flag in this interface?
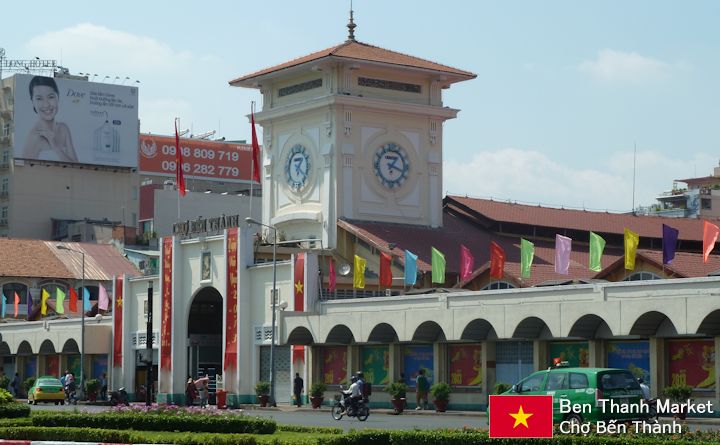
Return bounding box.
[460,244,474,282]
[175,118,186,197]
[404,250,418,286]
[703,221,719,263]
[55,288,65,315]
[662,224,679,265]
[328,258,336,293]
[589,232,606,272]
[250,110,261,183]
[380,252,393,287]
[69,288,78,313]
[1,293,5,318]
[431,247,446,284]
[520,238,534,278]
[555,234,572,275]
[27,291,33,319]
[490,241,505,279]
[98,285,110,311]
[14,291,19,318]
[353,255,366,289]
[624,228,640,270]
[83,287,91,312]
[41,288,50,316]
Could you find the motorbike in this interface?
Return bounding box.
[643,398,659,423]
[109,387,130,406]
[64,383,78,405]
[331,389,369,421]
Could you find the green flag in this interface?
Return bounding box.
[589,231,606,272]
[55,288,66,315]
[431,247,446,284]
[520,238,535,278]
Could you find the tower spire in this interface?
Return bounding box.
[347,1,357,42]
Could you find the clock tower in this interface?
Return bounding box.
[230,12,475,249]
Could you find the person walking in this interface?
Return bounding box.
[293,372,304,407]
[10,372,20,398]
[185,376,197,406]
[199,379,209,408]
[415,369,429,410]
[99,373,108,401]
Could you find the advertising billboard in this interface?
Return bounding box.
[138,134,255,183]
[360,346,389,385]
[548,341,589,368]
[668,338,715,390]
[321,346,348,385]
[403,345,434,387]
[13,74,139,167]
[607,340,650,384]
[448,343,482,386]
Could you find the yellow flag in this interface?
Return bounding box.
[41,288,50,316]
[353,255,366,289]
[624,228,639,270]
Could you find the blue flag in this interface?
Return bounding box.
[662,224,679,265]
[404,250,418,286]
[83,287,91,311]
[1,293,5,318]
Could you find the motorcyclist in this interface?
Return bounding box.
[342,376,362,414]
[638,377,650,401]
[64,370,76,402]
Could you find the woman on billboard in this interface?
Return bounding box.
[23,76,78,162]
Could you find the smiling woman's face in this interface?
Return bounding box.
[31,85,59,121]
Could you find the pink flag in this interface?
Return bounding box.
[98,285,110,311]
[703,221,720,263]
[460,244,474,281]
[555,234,572,275]
[328,258,336,293]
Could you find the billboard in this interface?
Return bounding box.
[138,134,255,183]
[607,340,650,384]
[548,341,589,368]
[360,346,389,385]
[448,343,482,386]
[668,338,715,390]
[13,74,139,167]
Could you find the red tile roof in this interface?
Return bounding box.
[445,195,718,242]
[230,40,476,85]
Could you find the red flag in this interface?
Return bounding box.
[68,288,78,313]
[14,291,20,317]
[292,345,305,364]
[174,119,186,197]
[380,252,393,287]
[113,276,123,367]
[489,395,553,438]
[703,221,719,263]
[460,244,474,281]
[490,241,505,279]
[294,253,305,311]
[328,258,336,293]
[250,111,261,183]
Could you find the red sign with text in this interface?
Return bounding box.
[489,395,553,439]
[668,339,715,389]
[139,134,257,183]
[224,228,238,371]
[449,344,482,386]
[113,276,123,367]
[160,238,173,372]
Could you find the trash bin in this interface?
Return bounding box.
[216,390,227,409]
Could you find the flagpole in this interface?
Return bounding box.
[249,102,255,221]
[176,117,181,222]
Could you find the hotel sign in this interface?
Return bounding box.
[172,214,242,236]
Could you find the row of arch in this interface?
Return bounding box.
[287,309,720,345]
[0,338,79,356]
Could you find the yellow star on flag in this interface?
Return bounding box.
[509,405,533,428]
[116,297,123,307]
[295,280,304,294]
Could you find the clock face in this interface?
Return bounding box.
[285,144,311,191]
[373,143,410,189]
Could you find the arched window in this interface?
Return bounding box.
[624,272,662,281]
[2,282,28,301]
[482,281,516,290]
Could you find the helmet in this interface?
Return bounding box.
[351,376,358,383]
[637,378,645,384]
[356,371,364,378]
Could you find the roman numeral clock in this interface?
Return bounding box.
[373,142,410,189]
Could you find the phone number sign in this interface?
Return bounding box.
[138,134,256,183]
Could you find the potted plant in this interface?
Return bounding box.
[494,382,512,394]
[385,381,407,414]
[430,382,451,412]
[22,377,36,399]
[254,381,270,407]
[309,382,327,409]
[663,383,693,419]
[84,378,100,402]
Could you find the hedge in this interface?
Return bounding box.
[0,402,31,418]
[0,427,259,445]
[277,424,343,434]
[31,411,276,434]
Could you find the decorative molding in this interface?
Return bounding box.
[278,78,322,97]
[344,110,352,136]
[429,121,438,146]
[358,76,421,94]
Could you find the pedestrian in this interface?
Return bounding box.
[99,372,108,401]
[293,372,303,407]
[185,376,197,406]
[199,378,209,408]
[415,368,429,410]
[10,372,20,398]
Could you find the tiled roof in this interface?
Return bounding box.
[230,40,476,84]
[0,239,139,280]
[445,195,718,242]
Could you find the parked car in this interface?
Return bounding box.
[500,365,645,423]
[28,376,66,405]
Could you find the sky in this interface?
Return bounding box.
[3,0,719,213]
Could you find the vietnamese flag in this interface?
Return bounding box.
[490,241,505,279]
[174,118,186,197]
[250,110,261,183]
[489,395,553,438]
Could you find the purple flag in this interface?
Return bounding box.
[27,290,33,319]
[662,224,679,265]
[555,234,572,275]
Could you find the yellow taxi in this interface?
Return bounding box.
[28,376,66,405]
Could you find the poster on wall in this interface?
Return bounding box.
[13,74,139,167]
[449,344,482,386]
[322,346,347,385]
[403,345,434,387]
[44,355,60,377]
[548,342,589,368]
[668,339,715,390]
[607,341,650,384]
[24,360,36,380]
[91,355,108,379]
[361,346,389,385]
[66,355,81,379]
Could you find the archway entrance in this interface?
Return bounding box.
[187,287,223,402]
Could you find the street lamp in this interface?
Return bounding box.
[56,245,85,397]
[245,217,278,407]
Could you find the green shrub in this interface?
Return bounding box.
[309,382,327,397]
[277,424,343,434]
[0,427,260,445]
[0,402,31,418]
[493,382,512,394]
[429,382,451,401]
[84,378,100,396]
[22,377,36,395]
[0,388,14,404]
[385,382,407,399]
[664,383,693,402]
[254,381,270,396]
[0,375,9,393]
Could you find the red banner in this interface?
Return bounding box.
[224,228,238,370]
[138,134,256,183]
[322,346,348,385]
[113,276,123,367]
[489,395,553,438]
[160,238,173,372]
[448,344,482,386]
[294,253,304,311]
[668,339,715,389]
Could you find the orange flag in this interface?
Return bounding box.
[703,221,719,263]
[14,291,20,317]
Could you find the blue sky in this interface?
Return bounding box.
[3,1,719,212]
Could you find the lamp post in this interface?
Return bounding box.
[56,245,85,397]
[245,217,277,407]
[146,281,153,406]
